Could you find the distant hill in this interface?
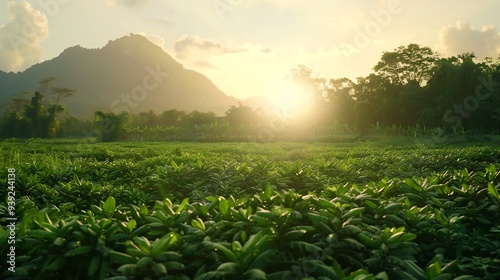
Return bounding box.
[0,34,239,119]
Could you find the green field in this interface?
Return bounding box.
[1,139,500,279]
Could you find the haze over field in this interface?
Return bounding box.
[1,0,500,104]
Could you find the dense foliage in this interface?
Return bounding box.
[1,77,78,139]
[1,140,499,279]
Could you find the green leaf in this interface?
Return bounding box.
[318,198,340,213]
[117,264,140,276]
[375,271,389,280]
[126,248,148,259]
[401,260,426,280]
[217,262,238,272]
[151,233,178,258]
[103,196,116,217]
[342,225,362,235]
[385,231,405,245]
[242,231,265,253]
[251,215,272,226]
[203,241,237,262]
[219,198,230,216]
[53,236,64,246]
[488,182,500,201]
[426,260,441,279]
[156,251,183,262]
[156,210,173,226]
[306,212,329,223]
[110,250,138,264]
[312,262,339,279]
[364,200,378,209]
[87,255,101,277]
[139,204,149,215]
[283,229,306,240]
[342,207,366,220]
[28,229,57,240]
[137,256,154,267]
[264,184,273,200]
[131,225,150,237]
[343,238,365,250]
[133,236,151,254]
[345,268,371,280]
[152,263,167,276]
[191,217,205,231]
[383,214,405,225]
[245,268,267,279]
[127,219,137,232]
[176,197,189,214]
[165,261,185,270]
[331,258,346,278]
[405,178,423,193]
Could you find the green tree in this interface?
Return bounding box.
[94,111,130,142]
[354,101,375,136]
[58,116,93,137]
[420,53,500,130]
[326,78,356,126]
[51,87,77,108]
[19,78,77,138]
[159,109,186,127]
[353,74,392,105]
[0,111,21,137]
[43,104,65,138]
[373,44,439,86]
[185,111,217,127]
[39,76,58,116]
[225,103,259,126]
[24,91,45,137]
[131,110,158,128]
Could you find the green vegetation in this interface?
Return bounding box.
[2,44,499,142]
[1,140,499,279]
[1,77,79,139]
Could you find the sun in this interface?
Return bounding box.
[268,83,313,118]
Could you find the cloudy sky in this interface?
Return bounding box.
[1,0,500,102]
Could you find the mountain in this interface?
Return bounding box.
[0,34,239,119]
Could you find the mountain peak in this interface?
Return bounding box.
[103,33,154,50]
[0,35,239,119]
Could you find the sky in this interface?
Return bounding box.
[1,0,500,103]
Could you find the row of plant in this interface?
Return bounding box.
[1,143,498,206]
[1,163,499,279]
[1,141,500,279]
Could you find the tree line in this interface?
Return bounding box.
[1,43,500,141]
[289,44,500,135]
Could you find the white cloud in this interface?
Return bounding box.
[0,1,48,72]
[438,21,500,58]
[173,35,246,67]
